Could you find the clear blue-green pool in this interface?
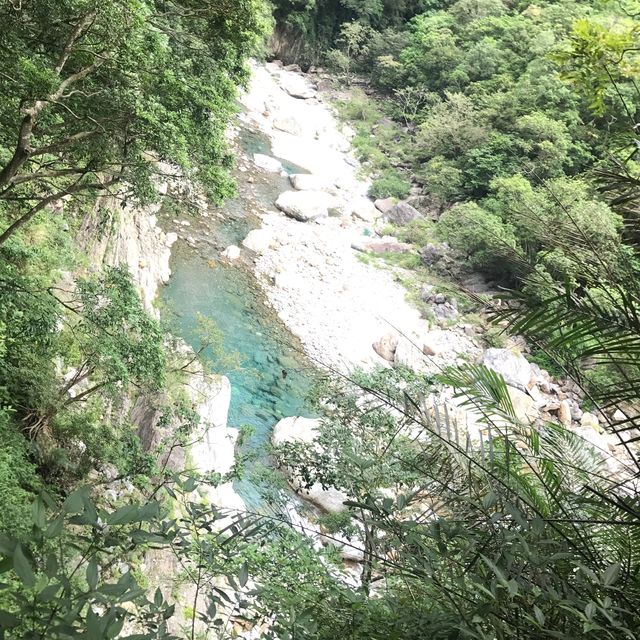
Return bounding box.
[160,129,317,509]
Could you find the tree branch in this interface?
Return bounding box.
[0,177,117,245]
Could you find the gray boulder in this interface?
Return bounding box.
[434,303,458,321]
[374,197,396,214]
[420,243,444,266]
[281,75,316,100]
[420,284,435,303]
[483,348,532,391]
[275,190,337,222]
[361,239,413,254]
[384,201,420,226]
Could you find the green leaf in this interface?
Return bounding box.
[602,563,620,587]
[44,515,64,539]
[0,610,19,628]
[31,497,46,529]
[38,582,61,602]
[87,558,99,591]
[86,606,105,640]
[64,488,87,514]
[13,544,35,587]
[107,505,140,526]
[238,562,249,588]
[482,492,498,509]
[0,535,15,556]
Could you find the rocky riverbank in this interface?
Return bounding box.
[232,61,632,491]
[236,61,478,375]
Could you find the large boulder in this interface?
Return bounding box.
[558,399,572,426]
[254,154,283,173]
[280,75,316,100]
[221,245,241,261]
[272,417,349,513]
[275,190,337,222]
[289,174,335,192]
[507,386,538,424]
[273,116,303,136]
[272,416,320,447]
[375,197,396,214]
[349,197,380,223]
[419,243,445,267]
[242,229,273,253]
[483,348,532,390]
[384,201,420,226]
[353,237,413,254]
[373,333,399,362]
[394,337,429,373]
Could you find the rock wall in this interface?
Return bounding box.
[189,374,246,517]
[78,193,176,314]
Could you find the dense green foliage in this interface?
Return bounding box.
[0,0,270,245]
[270,0,427,64]
[261,367,640,640]
[280,0,639,293]
[0,1,269,634]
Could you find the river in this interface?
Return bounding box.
[160,127,318,510]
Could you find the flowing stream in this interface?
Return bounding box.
[160,128,317,509]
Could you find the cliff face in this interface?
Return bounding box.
[268,22,310,66]
[78,192,177,314]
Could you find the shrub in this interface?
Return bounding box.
[369,170,411,199]
[0,410,41,535]
[417,156,464,205]
[437,202,518,276]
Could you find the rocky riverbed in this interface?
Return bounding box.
[231,61,634,486]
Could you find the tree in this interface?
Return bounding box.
[437,201,518,274]
[0,0,269,246]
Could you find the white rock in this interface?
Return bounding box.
[320,531,365,562]
[273,115,304,136]
[507,386,538,424]
[221,245,241,261]
[272,416,320,446]
[374,197,396,214]
[394,337,429,373]
[581,412,600,430]
[165,232,178,247]
[373,333,399,362]
[275,190,337,222]
[189,375,246,522]
[289,174,336,192]
[280,75,317,100]
[349,197,379,223]
[483,348,532,390]
[254,154,283,173]
[612,409,626,422]
[272,417,349,513]
[242,228,274,254]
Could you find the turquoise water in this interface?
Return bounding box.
[161,130,317,509]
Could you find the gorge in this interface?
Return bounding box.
[1,2,639,638]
